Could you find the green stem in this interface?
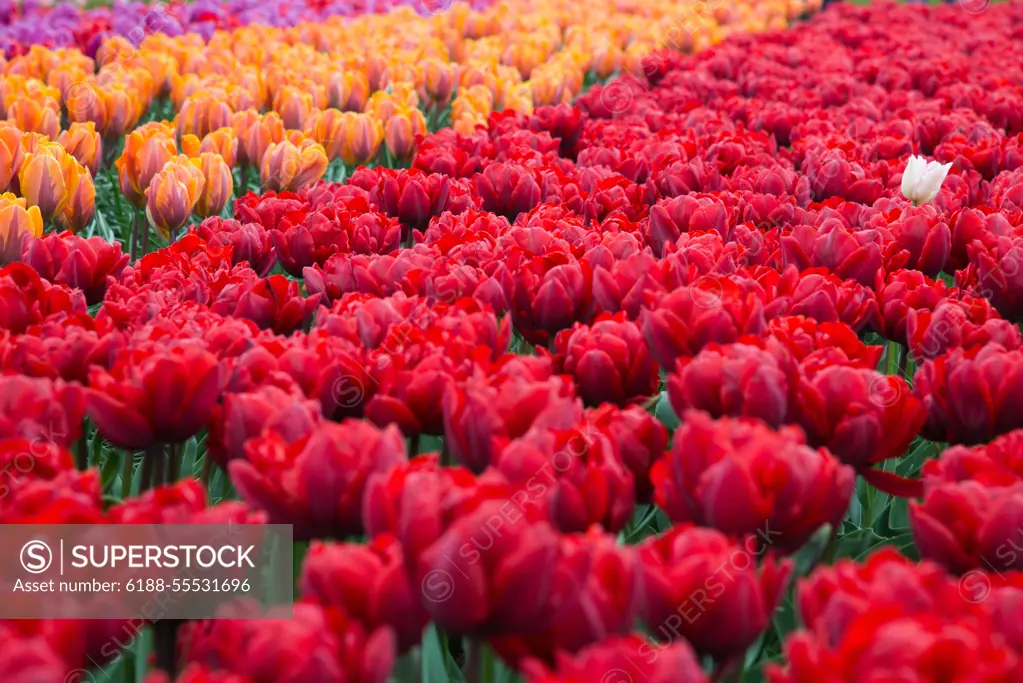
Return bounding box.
[120,451,134,500]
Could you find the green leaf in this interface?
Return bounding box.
[653,392,680,430]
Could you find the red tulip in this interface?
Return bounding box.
[495,422,636,533]
[767,611,1023,683]
[638,525,792,660]
[20,231,128,305]
[668,341,798,429]
[521,634,707,683]
[587,404,668,504]
[474,163,542,220]
[642,276,768,373]
[230,419,407,540]
[206,385,321,467]
[0,375,85,449]
[299,534,428,653]
[652,411,854,553]
[442,373,581,474]
[491,530,641,664]
[796,365,926,494]
[212,274,322,336]
[914,343,1023,445]
[176,603,395,683]
[550,314,659,407]
[86,345,222,449]
[192,218,277,277]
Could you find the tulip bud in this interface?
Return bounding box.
[273,85,314,131]
[260,139,328,193]
[116,125,178,208]
[421,58,456,108]
[198,127,238,169]
[328,70,370,113]
[18,143,84,222]
[145,156,205,239]
[0,192,43,263]
[339,112,383,166]
[384,107,427,162]
[0,124,23,192]
[103,85,143,139]
[6,97,60,139]
[57,122,102,178]
[190,152,234,218]
[365,91,399,124]
[239,111,285,171]
[304,107,346,161]
[59,167,95,234]
[176,91,233,141]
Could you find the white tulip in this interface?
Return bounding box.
[900,155,952,206]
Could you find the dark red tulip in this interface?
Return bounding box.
[550,313,659,407]
[642,276,768,372]
[0,375,85,448]
[587,404,668,504]
[21,231,129,305]
[474,163,542,220]
[192,217,277,277]
[767,609,1023,683]
[796,365,926,495]
[490,530,640,663]
[212,274,322,335]
[86,345,223,449]
[638,525,792,660]
[206,385,322,467]
[0,262,87,334]
[230,419,407,540]
[271,204,400,277]
[299,534,428,653]
[495,422,635,533]
[413,500,567,635]
[914,343,1023,445]
[907,300,1022,362]
[442,373,581,474]
[520,634,707,683]
[668,341,798,429]
[652,411,854,553]
[176,603,395,683]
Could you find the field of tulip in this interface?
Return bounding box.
[5,0,1023,680]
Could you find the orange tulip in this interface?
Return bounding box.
[273,85,315,131]
[0,125,23,193]
[103,85,144,139]
[421,58,456,108]
[238,111,285,170]
[57,122,103,178]
[338,112,384,166]
[190,152,234,218]
[365,91,400,124]
[260,139,328,193]
[304,108,346,161]
[176,92,233,141]
[327,70,370,112]
[0,192,43,260]
[18,143,85,222]
[59,169,95,234]
[384,107,427,161]
[6,98,60,139]
[145,156,205,239]
[116,125,178,207]
[198,128,238,169]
